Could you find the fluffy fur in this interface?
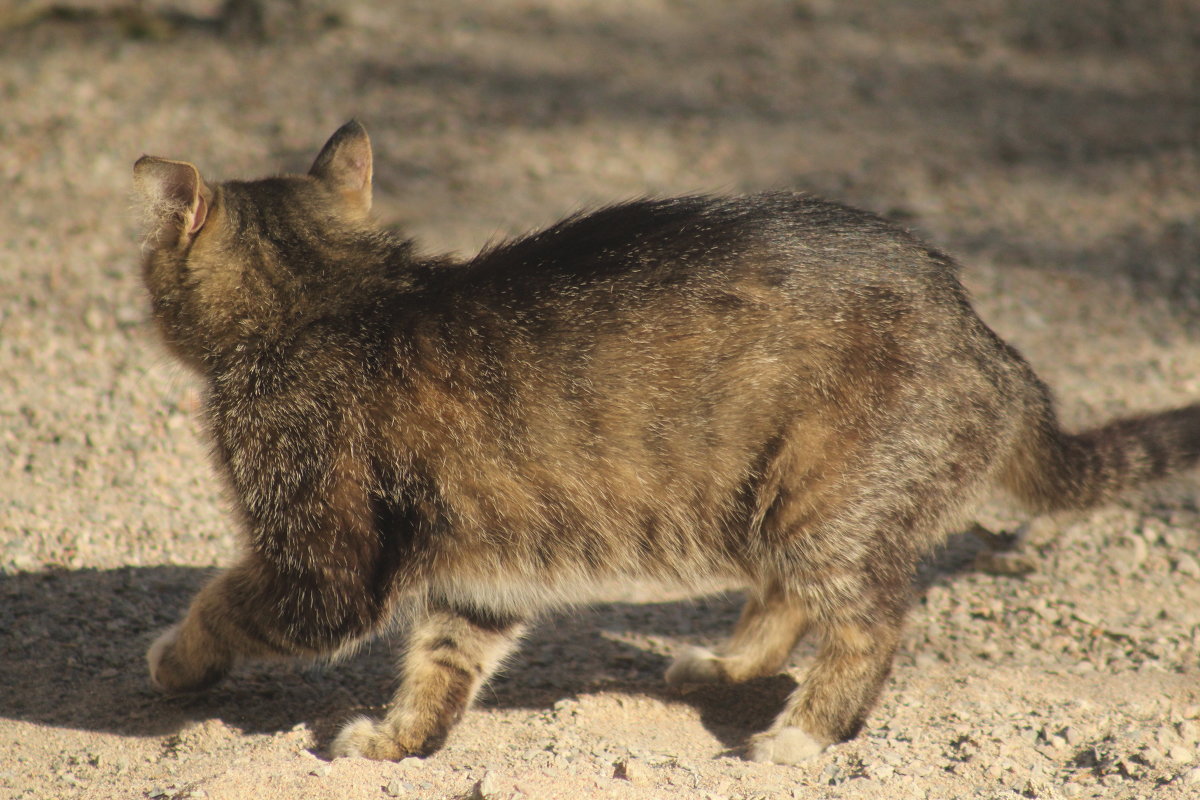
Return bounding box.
[133,121,1200,764]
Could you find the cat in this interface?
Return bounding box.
[134,120,1200,765]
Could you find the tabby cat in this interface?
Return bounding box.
[134,121,1200,764]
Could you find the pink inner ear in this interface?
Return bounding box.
[350,154,370,189]
[188,191,208,235]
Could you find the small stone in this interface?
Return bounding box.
[470,771,499,799]
[308,764,331,778]
[553,699,579,715]
[1112,535,1148,574]
[116,304,144,326]
[1168,745,1195,764]
[974,550,1037,576]
[613,758,650,784]
[1181,766,1200,785]
[1158,727,1184,749]
[84,306,106,332]
[395,756,425,774]
[1174,555,1200,578]
[384,778,409,797]
[1143,746,1167,766]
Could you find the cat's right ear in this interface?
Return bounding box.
[309,120,373,212]
[133,156,212,242]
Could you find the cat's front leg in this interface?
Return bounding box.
[147,567,249,692]
[147,622,229,692]
[331,599,526,761]
[148,556,371,693]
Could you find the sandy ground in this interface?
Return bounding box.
[3,1,1200,798]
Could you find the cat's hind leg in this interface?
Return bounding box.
[665,584,810,686]
[746,580,908,765]
[331,599,526,761]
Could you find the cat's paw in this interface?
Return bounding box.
[747,727,829,764]
[146,624,228,693]
[329,717,379,759]
[664,646,726,685]
[147,624,185,691]
[330,717,420,761]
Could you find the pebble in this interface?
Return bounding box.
[1174,555,1200,578]
[1117,535,1149,573]
[1168,745,1194,764]
[469,771,499,799]
[384,778,410,797]
[1158,727,1183,749]
[1063,725,1086,746]
[1181,766,1200,785]
[613,758,651,784]
[552,699,580,716]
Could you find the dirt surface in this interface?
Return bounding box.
[3,1,1200,798]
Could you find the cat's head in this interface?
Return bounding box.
[133,120,375,372]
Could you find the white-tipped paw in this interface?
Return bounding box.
[146,623,229,693]
[146,624,182,691]
[664,646,726,686]
[329,716,425,761]
[329,716,378,759]
[747,727,828,764]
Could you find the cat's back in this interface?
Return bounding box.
[448,192,963,322]
[376,191,996,451]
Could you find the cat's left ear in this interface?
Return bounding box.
[133,156,212,242]
[309,119,372,212]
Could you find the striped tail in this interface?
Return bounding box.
[1002,402,1200,513]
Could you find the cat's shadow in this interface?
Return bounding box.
[0,526,991,753]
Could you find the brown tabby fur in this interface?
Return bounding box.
[134,121,1200,764]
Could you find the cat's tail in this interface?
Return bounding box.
[1000,399,1200,513]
